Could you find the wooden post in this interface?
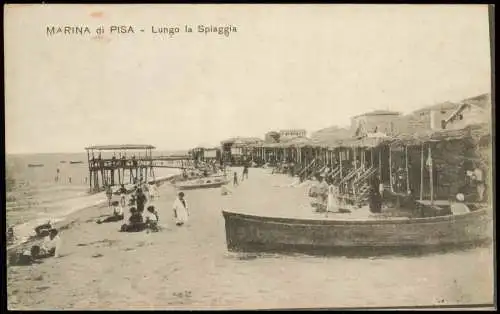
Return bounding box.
[405,145,410,192]
[339,149,343,177]
[389,145,393,192]
[420,144,424,201]
[428,145,434,205]
[118,164,121,185]
[87,149,92,192]
[378,148,382,180]
[100,164,105,189]
[370,148,374,167]
[354,148,357,170]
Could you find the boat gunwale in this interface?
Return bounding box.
[176,180,229,189]
[221,208,490,226]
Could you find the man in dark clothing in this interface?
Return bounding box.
[369,176,382,213]
[135,188,147,214]
[120,207,146,232]
[233,172,239,186]
[242,165,249,180]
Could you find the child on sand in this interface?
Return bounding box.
[118,184,128,207]
[96,201,124,224]
[145,205,160,232]
[172,192,189,226]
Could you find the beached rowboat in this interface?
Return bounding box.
[176,177,229,190]
[222,208,492,255]
[27,164,44,168]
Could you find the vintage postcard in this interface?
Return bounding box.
[4,4,494,310]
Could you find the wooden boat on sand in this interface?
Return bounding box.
[222,208,492,256]
[69,161,83,164]
[27,164,44,168]
[176,177,229,190]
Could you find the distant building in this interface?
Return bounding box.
[278,129,307,140]
[220,137,263,164]
[441,95,491,130]
[392,93,491,135]
[350,110,402,137]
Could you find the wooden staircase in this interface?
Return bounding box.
[352,167,377,206]
[337,166,377,207]
[298,159,317,181]
[327,166,342,184]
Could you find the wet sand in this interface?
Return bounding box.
[7,168,494,310]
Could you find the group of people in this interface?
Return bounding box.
[101,181,190,233]
[308,173,386,214]
[232,164,249,187]
[102,182,160,232]
[9,225,62,266]
[308,175,342,214]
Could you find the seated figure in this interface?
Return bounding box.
[145,205,160,232]
[120,207,146,232]
[97,201,124,224]
[34,221,52,238]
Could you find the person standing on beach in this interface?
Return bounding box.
[105,185,113,207]
[242,164,249,181]
[233,172,239,186]
[136,188,148,214]
[172,192,189,226]
[118,184,128,207]
[317,176,329,212]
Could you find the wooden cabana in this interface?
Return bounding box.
[389,123,491,204]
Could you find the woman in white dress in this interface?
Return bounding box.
[172,192,189,226]
[327,184,338,213]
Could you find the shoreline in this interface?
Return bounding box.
[7,173,183,256]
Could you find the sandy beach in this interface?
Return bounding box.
[7,168,494,310]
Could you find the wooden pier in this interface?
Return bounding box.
[85,144,195,192]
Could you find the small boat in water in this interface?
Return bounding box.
[69,161,83,164]
[27,164,44,168]
[222,208,492,256]
[176,177,229,190]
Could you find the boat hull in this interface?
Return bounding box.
[176,180,229,190]
[222,209,492,255]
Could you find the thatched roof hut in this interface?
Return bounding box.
[391,122,491,147]
[310,126,352,146]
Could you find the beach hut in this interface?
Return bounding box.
[221,137,263,166]
[389,122,491,204]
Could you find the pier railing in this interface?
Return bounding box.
[89,156,195,171]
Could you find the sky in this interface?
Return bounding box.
[5,4,492,154]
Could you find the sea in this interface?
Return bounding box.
[5,152,182,247]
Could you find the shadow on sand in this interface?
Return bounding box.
[225,239,492,260]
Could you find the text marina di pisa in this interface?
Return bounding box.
[46,25,238,38]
